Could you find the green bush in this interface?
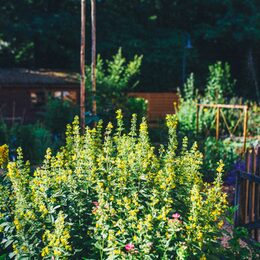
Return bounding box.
[177,62,236,137]
[85,48,146,124]
[0,121,53,164]
[202,137,239,181]
[0,112,228,259]
[0,120,8,145]
[176,62,259,181]
[43,98,78,135]
[176,73,198,136]
[205,61,235,104]
[11,124,52,163]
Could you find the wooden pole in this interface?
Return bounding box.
[243,106,248,152]
[80,0,86,131]
[91,0,97,117]
[216,106,220,140]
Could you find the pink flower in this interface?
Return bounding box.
[172,213,181,219]
[93,201,99,207]
[125,243,135,251]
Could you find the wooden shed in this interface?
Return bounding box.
[0,68,80,123]
[128,92,178,124]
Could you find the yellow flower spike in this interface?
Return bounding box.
[0,144,9,168]
[218,220,224,229]
[133,235,138,242]
[116,109,123,120]
[107,122,113,130]
[41,247,49,257]
[54,249,61,256]
[216,160,224,173]
[113,249,121,255]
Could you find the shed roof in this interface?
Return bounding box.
[0,68,79,86]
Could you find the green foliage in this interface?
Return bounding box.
[0,121,52,163]
[0,120,8,145]
[205,62,235,103]
[1,1,260,97]
[177,73,198,135]
[12,124,52,163]
[85,49,146,123]
[248,102,260,136]
[43,98,78,135]
[176,63,255,181]
[219,207,260,259]
[202,137,239,181]
[0,112,228,259]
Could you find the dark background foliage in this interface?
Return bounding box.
[1,0,260,100]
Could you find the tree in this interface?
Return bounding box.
[80,0,86,130]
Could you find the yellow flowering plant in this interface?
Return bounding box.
[0,111,229,259]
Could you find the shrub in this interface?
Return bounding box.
[202,137,239,181]
[176,62,258,181]
[176,73,198,136]
[248,102,260,137]
[0,112,228,259]
[177,62,236,137]
[10,124,52,163]
[205,62,235,103]
[85,48,146,124]
[43,98,78,135]
[0,120,8,145]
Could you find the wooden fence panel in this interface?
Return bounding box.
[128,92,178,123]
[235,145,260,242]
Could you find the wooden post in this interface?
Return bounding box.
[243,106,248,152]
[255,146,260,241]
[80,0,86,131]
[91,0,97,117]
[216,106,220,140]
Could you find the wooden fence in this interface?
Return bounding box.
[128,92,178,124]
[234,145,260,242]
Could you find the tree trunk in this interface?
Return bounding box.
[80,0,86,131]
[91,0,97,116]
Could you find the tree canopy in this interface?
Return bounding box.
[1,0,260,99]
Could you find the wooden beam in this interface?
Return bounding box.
[80,0,86,131]
[243,106,248,152]
[197,103,247,109]
[91,0,97,117]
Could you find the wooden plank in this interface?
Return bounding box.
[236,146,260,241]
[250,149,255,238]
[245,149,251,224]
[241,220,260,230]
[255,147,260,241]
[197,104,247,109]
[239,172,260,184]
[240,178,246,225]
[243,106,248,152]
[216,107,220,140]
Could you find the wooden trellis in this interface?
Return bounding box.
[196,104,248,152]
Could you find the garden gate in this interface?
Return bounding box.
[234,145,260,242]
